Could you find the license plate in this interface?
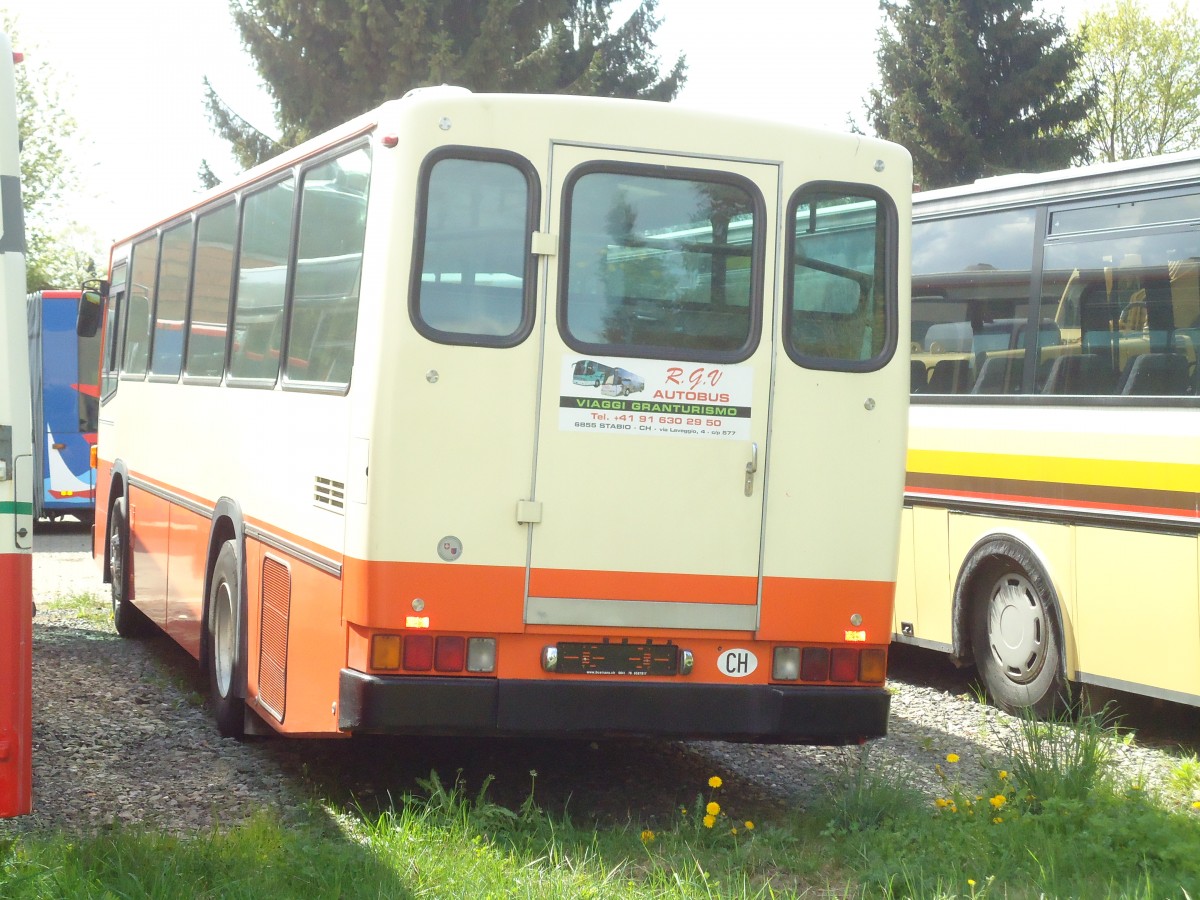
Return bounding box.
[554,642,679,676]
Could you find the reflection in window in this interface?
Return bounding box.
[415,156,530,342]
[910,209,1036,394]
[229,178,294,380]
[286,147,371,386]
[186,203,237,378]
[1038,229,1200,397]
[788,191,891,366]
[123,236,158,376]
[150,220,194,377]
[563,170,756,358]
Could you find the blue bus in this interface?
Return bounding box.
[28,290,98,524]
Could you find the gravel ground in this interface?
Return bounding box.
[2,521,1196,836]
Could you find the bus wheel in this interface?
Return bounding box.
[108,497,151,638]
[969,547,1069,717]
[207,541,245,739]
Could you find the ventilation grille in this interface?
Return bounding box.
[257,556,291,721]
[314,476,345,512]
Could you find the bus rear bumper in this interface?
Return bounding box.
[338,670,890,745]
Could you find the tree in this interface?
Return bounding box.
[867,0,1093,189]
[1076,0,1200,162]
[3,15,99,291]
[207,0,686,171]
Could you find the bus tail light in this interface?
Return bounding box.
[800,647,830,682]
[859,648,887,683]
[466,637,496,673]
[403,634,434,671]
[830,648,858,682]
[370,634,401,670]
[772,647,801,680]
[435,636,465,671]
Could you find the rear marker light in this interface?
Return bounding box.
[403,634,433,671]
[435,636,465,672]
[467,638,496,673]
[800,647,830,682]
[830,647,858,682]
[371,634,402,670]
[772,647,800,680]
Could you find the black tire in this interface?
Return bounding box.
[108,497,152,638]
[968,542,1069,716]
[207,540,245,739]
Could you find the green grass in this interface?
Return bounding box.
[37,591,111,629]
[3,708,1200,898]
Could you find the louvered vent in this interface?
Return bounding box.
[257,556,291,721]
[314,476,345,512]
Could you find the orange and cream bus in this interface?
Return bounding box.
[0,31,31,816]
[899,151,1200,715]
[81,88,911,742]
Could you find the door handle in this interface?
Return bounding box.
[744,442,758,497]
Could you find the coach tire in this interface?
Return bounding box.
[968,543,1069,717]
[208,541,246,739]
[108,496,152,638]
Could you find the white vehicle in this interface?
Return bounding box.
[84,88,911,743]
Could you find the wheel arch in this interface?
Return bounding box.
[199,498,249,701]
[950,529,1075,683]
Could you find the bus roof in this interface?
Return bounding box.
[913,149,1200,218]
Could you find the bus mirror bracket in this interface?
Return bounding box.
[76,278,109,338]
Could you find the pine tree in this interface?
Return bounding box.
[208,0,686,170]
[868,0,1092,189]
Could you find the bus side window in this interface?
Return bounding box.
[149,219,194,379]
[229,178,294,382]
[123,236,159,377]
[285,146,371,388]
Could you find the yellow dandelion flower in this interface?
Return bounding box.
[730,826,738,835]
[706,801,721,816]
[680,807,688,816]
[934,797,949,808]
[1192,800,1200,810]
[640,829,655,844]
[989,794,1006,809]
[946,753,960,764]
[744,820,755,830]
[993,816,1004,824]
[703,814,716,828]
[998,770,1008,780]
[708,775,723,789]
[968,880,976,887]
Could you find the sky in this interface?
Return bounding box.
[2,0,1188,259]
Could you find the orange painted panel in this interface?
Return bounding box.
[164,502,209,660]
[342,558,526,633]
[758,576,895,643]
[528,567,757,605]
[128,485,171,625]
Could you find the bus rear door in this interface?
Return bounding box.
[527,146,776,638]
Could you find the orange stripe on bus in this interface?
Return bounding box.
[759,576,895,643]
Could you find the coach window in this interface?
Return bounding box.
[412,150,537,346]
[910,208,1036,394]
[122,234,159,377]
[285,145,371,388]
[229,177,295,382]
[786,185,896,371]
[149,219,194,379]
[185,202,237,380]
[561,166,760,361]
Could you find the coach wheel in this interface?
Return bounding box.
[969,546,1068,716]
[108,497,151,638]
[207,540,245,739]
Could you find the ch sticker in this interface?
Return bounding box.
[717,648,757,678]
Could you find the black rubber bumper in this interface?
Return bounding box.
[338,670,890,745]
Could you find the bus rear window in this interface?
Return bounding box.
[786,186,896,370]
[560,166,759,361]
[412,152,536,346]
